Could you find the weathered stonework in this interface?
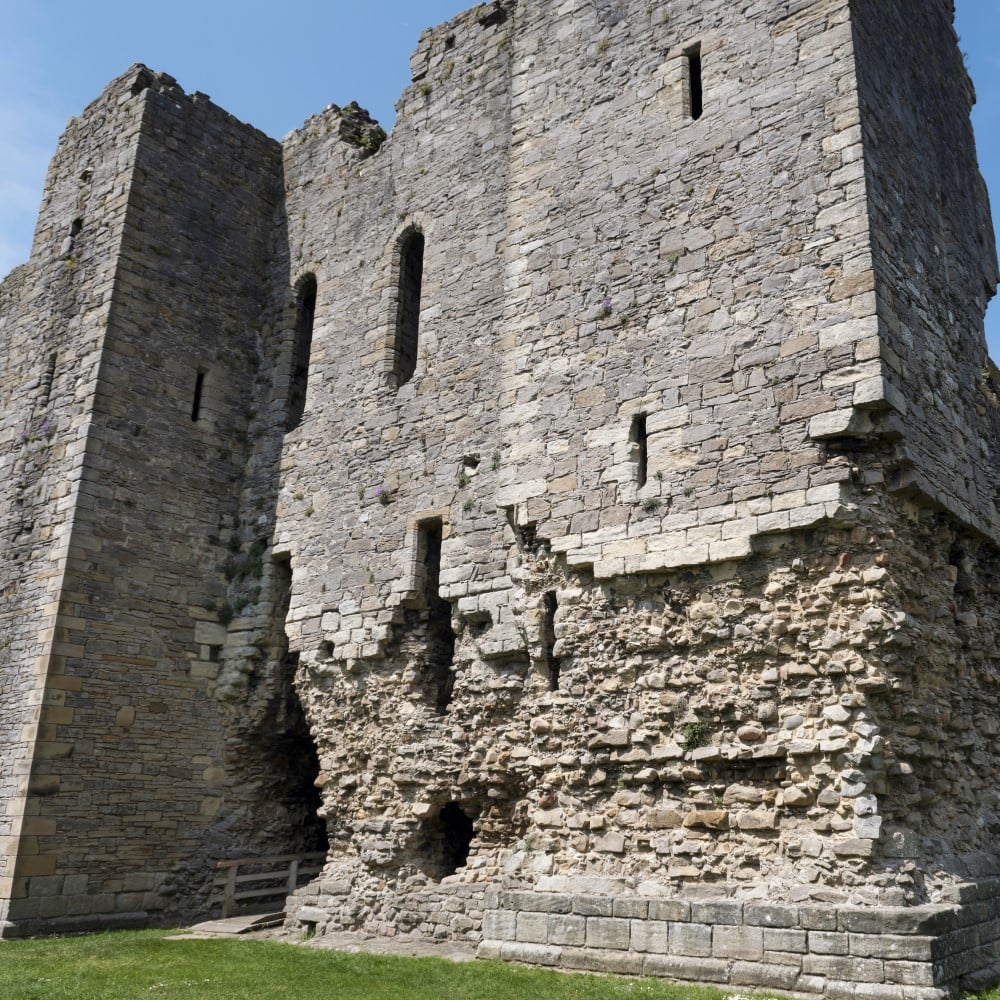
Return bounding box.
[2,0,999,995]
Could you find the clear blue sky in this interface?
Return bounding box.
[0,0,997,355]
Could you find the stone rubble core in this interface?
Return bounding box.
[1,0,999,996]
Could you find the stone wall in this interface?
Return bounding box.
[477,879,1000,998]
[276,0,1000,992]
[1,0,999,990]
[0,71,148,926]
[851,0,1000,538]
[0,67,325,934]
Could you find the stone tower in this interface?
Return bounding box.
[2,0,1000,994]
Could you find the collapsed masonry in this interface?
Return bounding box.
[2,0,1000,995]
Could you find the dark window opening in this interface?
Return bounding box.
[631,414,648,487]
[41,352,57,406]
[394,229,425,387]
[419,802,474,879]
[687,46,703,120]
[948,542,975,595]
[421,519,456,713]
[445,33,456,50]
[191,371,205,422]
[287,275,316,431]
[542,590,560,691]
[70,218,83,239]
[256,553,329,858]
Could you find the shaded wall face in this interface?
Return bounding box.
[0,72,147,921]
[851,0,1000,536]
[4,75,295,930]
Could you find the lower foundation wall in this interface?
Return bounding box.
[476,881,1000,998]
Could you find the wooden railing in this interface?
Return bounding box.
[215,852,326,918]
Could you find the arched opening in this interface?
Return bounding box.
[418,802,474,878]
[287,275,316,431]
[393,229,425,387]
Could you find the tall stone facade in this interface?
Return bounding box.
[1,0,999,994]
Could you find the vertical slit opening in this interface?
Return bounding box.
[631,414,648,487]
[70,218,83,239]
[687,45,703,120]
[287,274,316,431]
[421,519,456,713]
[191,371,205,422]
[542,590,560,691]
[41,352,57,406]
[394,229,425,387]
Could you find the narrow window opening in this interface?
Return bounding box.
[191,371,205,422]
[687,45,703,120]
[631,414,649,487]
[40,352,57,406]
[420,519,456,713]
[394,229,425,387]
[70,218,83,239]
[445,34,456,50]
[542,590,560,691]
[287,275,316,431]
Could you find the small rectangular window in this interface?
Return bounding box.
[631,414,649,488]
[191,371,205,422]
[543,591,560,691]
[41,352,57,406]
[687,45,703,120]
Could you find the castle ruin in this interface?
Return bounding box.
[2,0,1000,994]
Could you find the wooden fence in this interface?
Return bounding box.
[215,852,327,918]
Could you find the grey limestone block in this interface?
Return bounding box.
[585,916,631,951]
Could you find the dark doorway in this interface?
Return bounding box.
[418,802,474,879]
[421,520,456,712]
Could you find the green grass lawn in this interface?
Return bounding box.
[0,930,730,1000]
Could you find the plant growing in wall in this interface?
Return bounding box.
[681,721,708,751]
